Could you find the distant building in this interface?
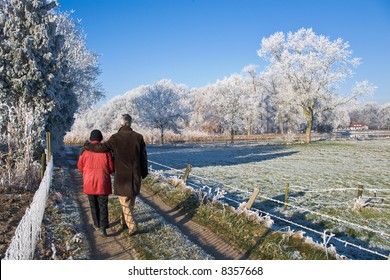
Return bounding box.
[347,122,368,130]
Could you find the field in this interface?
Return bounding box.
[146,138,390,260]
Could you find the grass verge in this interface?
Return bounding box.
[141,173,336,260]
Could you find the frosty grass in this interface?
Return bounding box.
[147,139,390,258]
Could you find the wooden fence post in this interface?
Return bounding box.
[41,153,46,178]
[245,188,260,209]
[182,164,191,183]
[284,183,289,210]
[357,184,364,199]
[46,131,51,161]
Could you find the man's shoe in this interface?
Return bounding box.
[99,228,107,237]
[92,225,99,231]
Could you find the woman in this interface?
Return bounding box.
[77,129,114,237]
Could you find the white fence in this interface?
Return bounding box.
[3,157,54,260]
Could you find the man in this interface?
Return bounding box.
[83,114,148,235]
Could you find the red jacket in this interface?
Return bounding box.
[77,141,115,195]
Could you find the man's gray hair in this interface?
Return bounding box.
[120,114,132,127]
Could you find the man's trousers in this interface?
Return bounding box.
[118,195,137,234]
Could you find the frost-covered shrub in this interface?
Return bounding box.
[352,197,369,212]
[235,202,274,228]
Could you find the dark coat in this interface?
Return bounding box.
[84,126,148,198]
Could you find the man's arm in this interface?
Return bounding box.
[107,152,115,174]
[140,137,148,179]
[83,135,116,153]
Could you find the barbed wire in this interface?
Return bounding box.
[290,184,390,194]
[185,181,389,259]
[148,159,390,259]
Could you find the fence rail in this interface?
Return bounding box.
[3,157,53,260]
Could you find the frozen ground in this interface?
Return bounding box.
[147,139,390,259]
[131,197,213,260]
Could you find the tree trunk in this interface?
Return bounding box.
[303,105,313,144]
[160,127,164,144]
[230,128,234,143]
[305,121,312,143]
[279,112,284,134]
[247,116,253,136]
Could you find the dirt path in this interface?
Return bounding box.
[67,146,246,260]
[71,169,136,260]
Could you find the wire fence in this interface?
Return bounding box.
[148,159,389,259]
[2,157,53,260]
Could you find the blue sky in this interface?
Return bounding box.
[58,0,390,105]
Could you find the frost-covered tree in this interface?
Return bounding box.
[55,12,104,112]
[189,73,265,138]
[0,0,103,188]
[191,85,224,134]
[1,0,64,161]
[66,85,146,143]
[45,11,104,152]
[258,28,376,143]
[1,0,63,188]
[134,79,189,144]
[258,68,303,134]
[379,103,390,130]
[349,102,390,130]
[188,85,224,134]
[314,100,350,132]
[350,102,381,130]
[209,74,249,142]
[242,65,262,135]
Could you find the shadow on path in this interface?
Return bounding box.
[62,146,136,260]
